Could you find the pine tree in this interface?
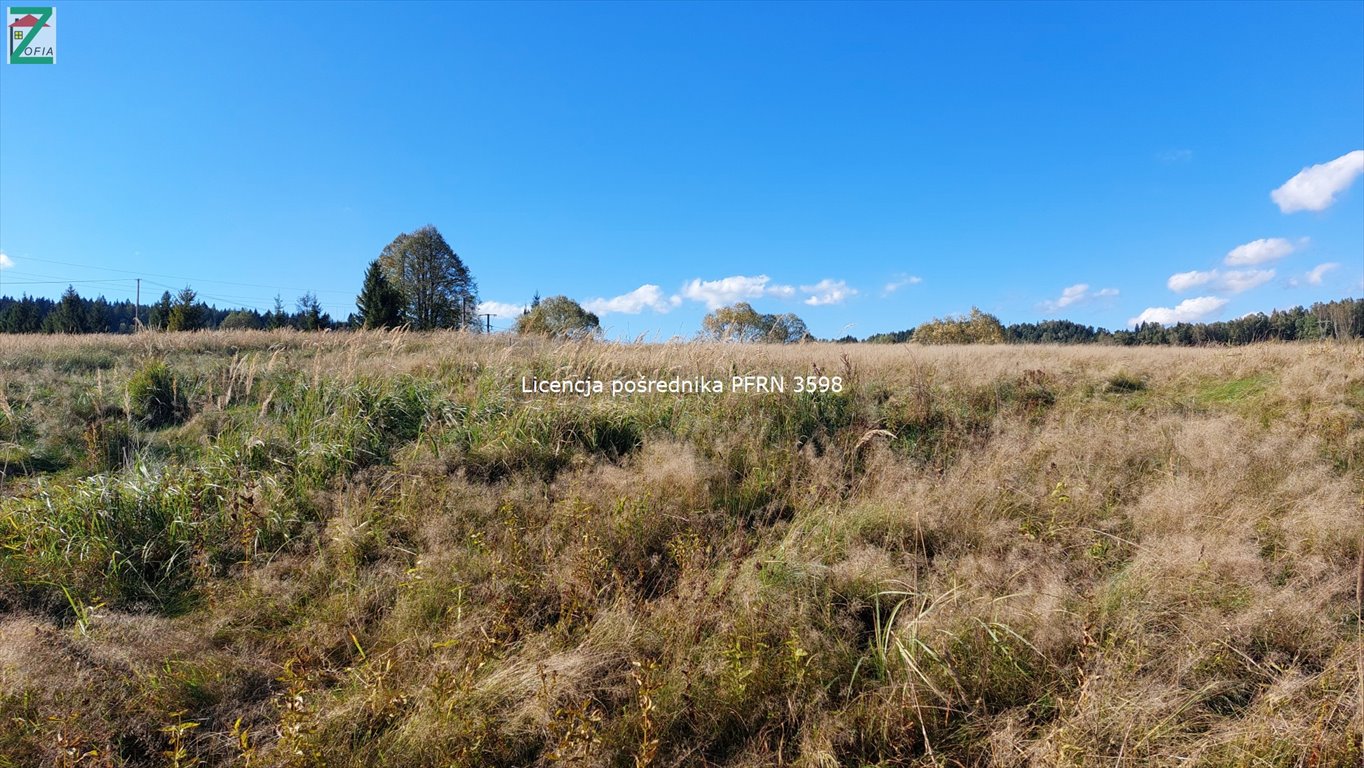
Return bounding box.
[267,295,288,329]
[355,259,405,329]
[149,291,173,330]
[296,292,324,331]
[44,286,90,334]
[167,286,205,331]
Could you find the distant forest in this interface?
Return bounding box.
[0,287,338,335]
[857,297,1364,346]
[856,298,1358,346]
[1,285,1362,345]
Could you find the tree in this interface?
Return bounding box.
[167,286,206,331]
[913,307,1005,344]
[0,295,45,333]
[514,295,601,339]
[220,310,261,330]
[1005,319,1102,344]
[296,292,325,331]
[700,302,810,343]
[701,302,765,342]
[355,259,405,329]
[44,286,91,334]
[267,295,289,330]
[89,297,111,333]
[866,329,914,344]
[378,225,478,330]
[765,312,812,343]
[149,291,173,330]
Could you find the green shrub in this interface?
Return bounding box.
[127,359,187,427]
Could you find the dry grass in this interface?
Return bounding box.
[1,331,1361,767]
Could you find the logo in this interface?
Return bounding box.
[8,6,54,64]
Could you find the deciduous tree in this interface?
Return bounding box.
[913,307,1005,344]
[514,295,601,339]
[700,303,811,343]
[378,225,478,330]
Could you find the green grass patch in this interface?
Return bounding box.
[1196,374,1271,406]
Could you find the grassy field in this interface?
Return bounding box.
[0,331,1361,767]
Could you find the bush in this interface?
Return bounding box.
[913,307,1006,344]
[514,295,602,339]
[127,359,187,427]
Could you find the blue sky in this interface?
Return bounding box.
[1,1,1361,339]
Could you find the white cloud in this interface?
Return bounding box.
[680,274,794,309]
[477,301,528,318]
[1167,269,1218,292]
[1054,284,1090,309]
[1271,149,1364,213]
[1038,283,1119,313]
[1168,268,1274,294]
[1129,296,1228,326]
[582,284,681,315]
[1219,269,1275,294]
[801,278,857,306]
[1157,148,1194,164]
[1305,262,1340,286]
[1224,237,1301,266]
[881,274,923,296]
[0,252,11,270]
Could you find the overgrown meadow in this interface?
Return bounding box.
[1,331,1361,767]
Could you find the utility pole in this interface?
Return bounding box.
[135,278,141,330]
[481,313,494,333]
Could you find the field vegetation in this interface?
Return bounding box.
[0,331,1361,767]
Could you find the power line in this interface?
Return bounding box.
[1,275,278,313]
[12,255,358,297]
[140,282,278,312]
[141,278,270,302]
[1,272,343,316]
[1,268,122,282]
[1,278,135,285]
[140,279,352,314]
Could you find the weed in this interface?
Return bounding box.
[630,660,661,768]
[161,712,202,768]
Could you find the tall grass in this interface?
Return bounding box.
[0,332,1360,767]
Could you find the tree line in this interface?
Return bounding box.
[4,287,1360,345]
[2,222,1360,344]
[861,298,1364,345]
[0,286,334,334]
